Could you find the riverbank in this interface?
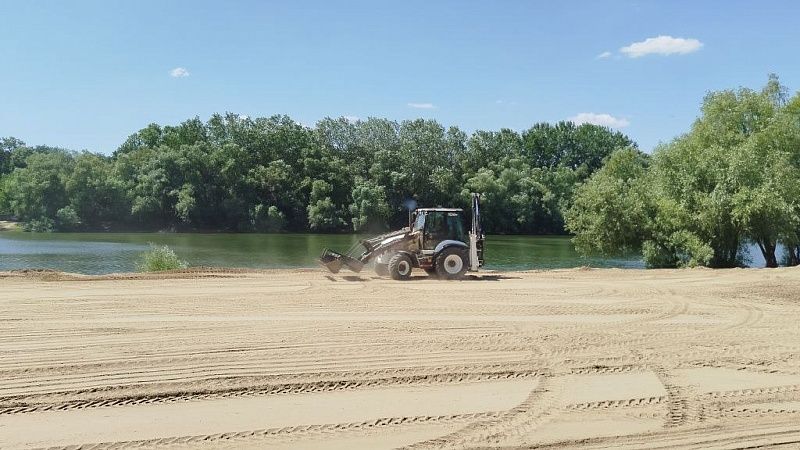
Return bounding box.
[0,220,19,231]
[2,267,799,448]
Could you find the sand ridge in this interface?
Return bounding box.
[1,267,799,448]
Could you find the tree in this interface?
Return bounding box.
[250,204,285,232]
[2,150,75,227]
[646,138,742,267]
[349,179,390,232]
[567,76,800,268]
[566,148,650,257]
[521,122,633,176]
[461,129,521,175]
[0,137,25,175]
[67,152,127,228]
[246,159,296,229]
[4,111,639,235]
[307,180,343,231]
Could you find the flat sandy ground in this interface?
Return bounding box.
[1,267,800,449]
[0,221,20,232]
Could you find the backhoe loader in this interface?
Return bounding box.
[320,194,484,280]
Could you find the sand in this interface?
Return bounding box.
[0,221,20,232]
[1,267,799,449]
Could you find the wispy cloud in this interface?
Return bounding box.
[407,102,436,109]
[568,112,630,129]
[343,115,360,123]
[620,35,702,58]
[596,51,612,59]
[169,67,190,78]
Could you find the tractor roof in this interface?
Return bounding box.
[415,208,463,213]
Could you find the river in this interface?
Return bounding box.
[0,232,648,274]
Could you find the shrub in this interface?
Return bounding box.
[137,244,187,272]
[23,216,55,232]
[55,206,81,230]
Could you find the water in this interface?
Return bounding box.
[0,232,647,274]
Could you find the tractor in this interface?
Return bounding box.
[319,194,484,280]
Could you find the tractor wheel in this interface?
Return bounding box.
[374,263,389,277]
[388,253,413,280]
[435,247,468,280]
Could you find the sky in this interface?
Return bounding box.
[2,0,799,154]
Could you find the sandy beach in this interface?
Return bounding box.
[1,267,799,449]
[0,221,20,232]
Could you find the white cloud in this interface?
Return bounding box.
[407,102,436,109]
[568,112,630,129]
[343,115,360,123]
[596,51,612,59]
[620,35,702,58]
[169,67,190,78]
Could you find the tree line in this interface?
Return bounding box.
[566,76,800,268]
[0,117,634,234]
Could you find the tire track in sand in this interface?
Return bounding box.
[31,412,502,450]
[0,369,546,416]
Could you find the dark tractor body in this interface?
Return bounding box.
[319,193,484,279]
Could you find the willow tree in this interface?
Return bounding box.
[565,147,650,257]
[567,76,800,268]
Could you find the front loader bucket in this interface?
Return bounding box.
[319,248,344,273]
[319,248,364,273]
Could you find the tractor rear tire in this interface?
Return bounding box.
[374,263,389,277]
[435,247,468,280]
[388,253,413,280]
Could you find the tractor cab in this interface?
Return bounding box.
[411,208,466,250]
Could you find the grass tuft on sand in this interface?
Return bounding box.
[137,244,187,272]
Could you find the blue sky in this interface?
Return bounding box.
[2,0,799,154]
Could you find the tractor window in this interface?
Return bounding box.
[423,212,445,249]
[412,212,425,232]
[422,211,465,249]
[446,213,465,242]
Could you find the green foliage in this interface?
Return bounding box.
[250,204,285,232]
[22,216,55,232]
[0,111,633,235]
[567,75,800,268]
[565,147,649,256]
[55,206,80,231]
[349,179,390,231]
[0,184,6,215]
[3,150,74,222]
[642,231,714,268]
[137,244,187,272]
[66,152,128,228]
[1,137,25,175]
[307,180,343,231]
